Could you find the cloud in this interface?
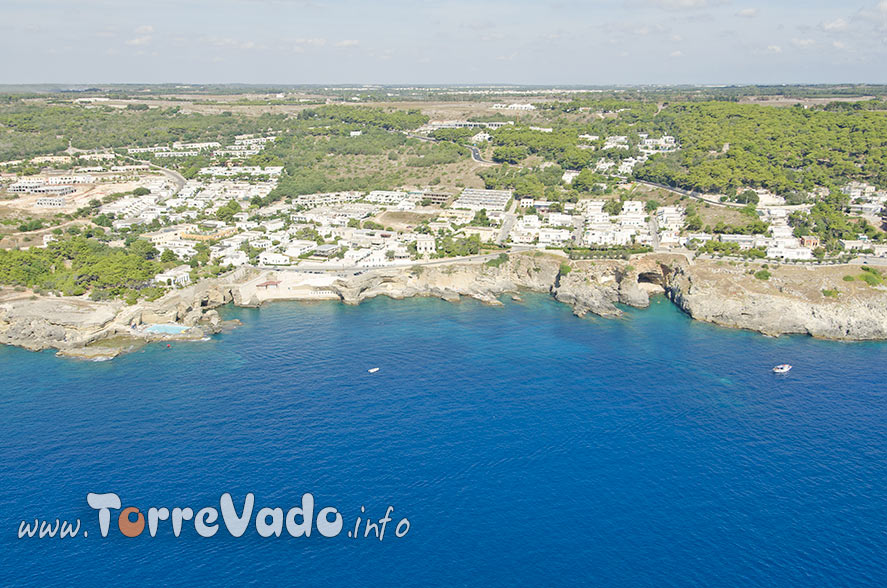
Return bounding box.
[735,8,758,18]
[857,1,887,31]
[670,50,684,57]
[125,36,152,46]
[766,44,782,54]
[288,37,326,53]
[203,37,258,50]
[125,24,154,47]
[791,38,815,48]
[335,39,360,48]
[821,18,849,32]
[292,38,326,47]
[833,40,847,49]
[650,0,710,8]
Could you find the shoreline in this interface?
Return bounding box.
[2,252,887,360]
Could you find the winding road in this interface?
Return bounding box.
[124,155,186,196]
[466,144,497,166]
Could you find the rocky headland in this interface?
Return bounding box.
[1,252,886,360]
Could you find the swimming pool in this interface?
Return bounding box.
[144,323,190,335]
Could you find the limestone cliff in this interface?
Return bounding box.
[3,252,887,358]
[665,260,887,340]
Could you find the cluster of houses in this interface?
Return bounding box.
[843,181,887,217]
[492,103,536,111]
[419,120,514,132]
[144,206,440,276]
[128,134,277,160]
[102,171,277,231]
[8,174,96,205]
[580,200,654,247]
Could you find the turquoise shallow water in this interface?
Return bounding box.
[0,295,885,586]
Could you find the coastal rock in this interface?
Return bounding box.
[666,261,887,340]
[56,346,121,361]
[551,272,621,318]
[617,271,651,308]
[0,297,121,351]
[203,309,222,329]
[6,252,887,359]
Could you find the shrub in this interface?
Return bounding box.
[485,253,509,268]
[754,269,771,281]
[859,272,882,286]
[843,275,855,282]
[822,288,839,298]
[559,262,572,276]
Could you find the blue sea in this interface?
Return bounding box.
[0,295,885,587]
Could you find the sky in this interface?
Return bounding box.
[2,0,887,85]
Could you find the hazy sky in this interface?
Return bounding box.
[2,0,887,85]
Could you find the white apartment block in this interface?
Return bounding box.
[453,188,513,212]
[199,166,283,178]
[155,151,200,158]
[492,103,536,111]
[366,190,409,205]
[173,142,221,151]
[35,196,68,207]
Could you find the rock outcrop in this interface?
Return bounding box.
[665,260,887,340]
[3,252,887,358]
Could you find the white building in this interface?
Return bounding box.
[547,213,574,227]
[415,234,436,256]
[155,151,200,158]
[284,240,318,257]
[656,206,685,231]
[259,251,291,266]
[562,170,580,184]
[198,166,283,178]
[453,188,513,212]
[366,190,409,205]
[492,103,536,111]
[172,141,221,151]
[154,265,192,287]
[36,196,67,208]
[538,228,572,246]
[767,244,813,260]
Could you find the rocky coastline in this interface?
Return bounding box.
[2,252,887,360]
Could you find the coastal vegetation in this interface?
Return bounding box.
[0,236,182,300]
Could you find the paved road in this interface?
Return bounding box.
[466,145,497,165]
[634,180,740,209]
[403,130,497,166]
[124,155,186,196]
[497,198,519,244]
[571,215,585,246]
[404,132,437,143]
[261,247,536,275]
[648,214,661,250]
[855,256,887,267]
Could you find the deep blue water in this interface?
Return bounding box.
[0,295,885,587]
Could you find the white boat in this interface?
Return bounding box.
[772,364,792,374]
[368,367,380,374]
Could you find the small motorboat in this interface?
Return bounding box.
[368,367,380,374]
[772,364,792,374]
